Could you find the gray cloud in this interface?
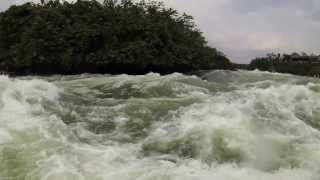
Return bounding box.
[0,0,14,11]
[231,0,314,13]
[163,0,320,63]
[1,0,320,63]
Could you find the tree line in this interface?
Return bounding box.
[249,52,320,76]
[0,0,231,75]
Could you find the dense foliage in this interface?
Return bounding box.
[0,0,230,75]
[249,53,320,76]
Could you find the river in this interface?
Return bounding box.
[1,70,320,180]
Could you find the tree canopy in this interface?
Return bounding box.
[249,52,320,76]
[0,0,230,75]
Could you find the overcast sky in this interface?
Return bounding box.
[1,0,320,63]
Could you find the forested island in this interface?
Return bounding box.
[0,0,231,75]
[248,53,320,77]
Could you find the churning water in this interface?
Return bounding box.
[1,70,320,180]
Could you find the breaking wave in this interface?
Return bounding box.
[1,70,320,180]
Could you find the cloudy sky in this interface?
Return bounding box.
[1,0,320,63]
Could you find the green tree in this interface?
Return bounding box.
[0,0,231,75]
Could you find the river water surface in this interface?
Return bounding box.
[1,70,320,180]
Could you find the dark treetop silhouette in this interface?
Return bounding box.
[249,52,320,77]
[0,0,231,75]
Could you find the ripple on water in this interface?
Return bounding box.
[0,71,320,179]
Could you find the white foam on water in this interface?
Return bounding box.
[0,128,12,144]
[1,72,320,180]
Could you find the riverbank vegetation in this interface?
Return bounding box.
[0,0,231,75]
[249,53,320,77]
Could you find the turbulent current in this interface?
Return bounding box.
[1,70,320,180]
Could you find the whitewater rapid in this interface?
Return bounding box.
[1,70,320,180]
